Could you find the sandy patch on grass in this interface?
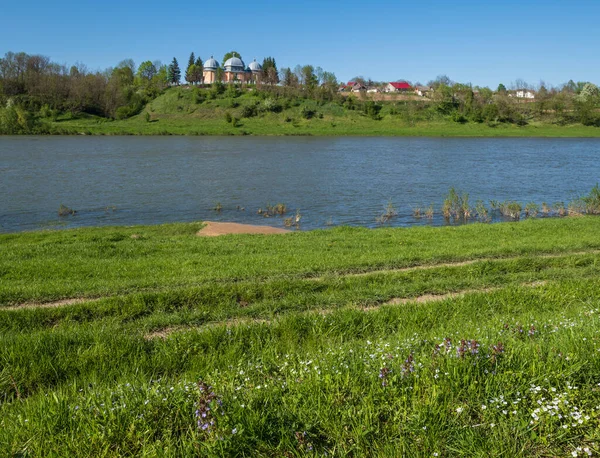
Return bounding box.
[197,221,290,237]
[1,298,94,311]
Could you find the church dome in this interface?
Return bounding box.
[204,56,219,70]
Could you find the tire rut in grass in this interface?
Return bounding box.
[3,248,597,310]
[143,281,550,340]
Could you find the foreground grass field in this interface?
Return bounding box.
[1,218,600,456]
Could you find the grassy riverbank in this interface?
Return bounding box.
[42,87,600,137]
[2,217,600,456]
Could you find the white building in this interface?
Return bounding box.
[513,89,536,99]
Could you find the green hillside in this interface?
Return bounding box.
[45,87,600,137]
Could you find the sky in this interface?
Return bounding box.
[1,0,599,89]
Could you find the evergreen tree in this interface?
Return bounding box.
[169,57,181,85]
[188,52,195,71]
[262,57,279,84]
[194,57,204,84]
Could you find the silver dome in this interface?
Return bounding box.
[248,59,262,72]
[224,57,245,71]
[204,56,219,70]
[204,57,219,70]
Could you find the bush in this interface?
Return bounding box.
[261,98,282,113]
[240,105,256,118]
[363,101,382,120]
[193,89,205,104]
[224,112,232,124]
[452,112,468,124]
[301,106,316,120]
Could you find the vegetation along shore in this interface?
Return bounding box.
[2,51,600,136]
[2,216,600,455]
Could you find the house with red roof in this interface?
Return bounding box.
[385,81,412,93]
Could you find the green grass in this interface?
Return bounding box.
[1,217,600,456]
[45,87,600,137]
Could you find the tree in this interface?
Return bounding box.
[350,76,367,85]
[186,64,204,85]
[117,59,136,74]
[222,51,241,66]
[262,57,278,84]
[137,61,157,83]
[301,65,318,89]
[497,83,507,93]
[168,58,181,85]
[185,53,200,85]
[320,71,338,91]
[577,83,600,103]
[513,78,529,90]
[428,75,453,89]
[280,67,297,87]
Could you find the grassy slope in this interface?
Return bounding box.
[48,87,600,137]
[2,218,600,456]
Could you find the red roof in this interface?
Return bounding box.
[389,82,412,90]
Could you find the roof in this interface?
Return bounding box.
[224,57,245,71]
[248,59,262,72]
[204,56,219,70]
[389,82,412,90]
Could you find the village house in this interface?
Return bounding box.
[351,83,367,93]
[414,85,432,97]
[510,89,536,99]
[384,81,412,93]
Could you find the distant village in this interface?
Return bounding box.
[339,81,537,99]
[181,52,539,100]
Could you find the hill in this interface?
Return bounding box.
[37,86,600,137]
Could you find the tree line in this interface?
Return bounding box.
[1,50,599,134]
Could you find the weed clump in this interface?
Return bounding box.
[524,202,539,218]
[259,203,287,217]
[284,209,302,228]
[58,204,76,217]
[376,200,398,224]
[442,188,471,221]
[475,200,490,222]
[499,201,522,220]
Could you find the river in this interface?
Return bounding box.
[1,136,599,232]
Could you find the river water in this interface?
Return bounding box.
[0,136,599,232]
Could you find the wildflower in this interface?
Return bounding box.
[456,407,464,414]
[379,366,391,386]
[401,354,415,376]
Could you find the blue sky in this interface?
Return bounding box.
[1,0,598,88]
